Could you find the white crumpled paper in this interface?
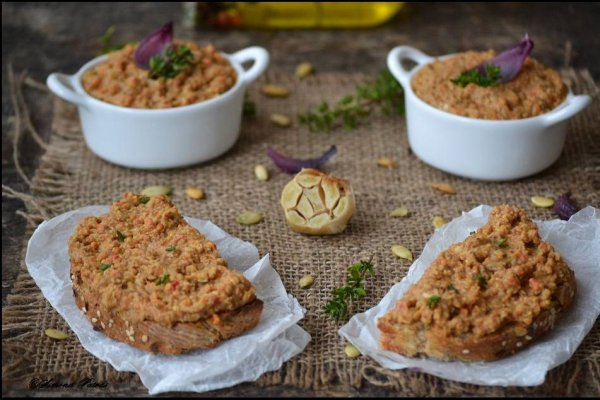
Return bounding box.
[340,205,600,386]
[25,206,311,394]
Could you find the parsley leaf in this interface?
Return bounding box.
[495,238,507,247]
[451,64,501,88]
[156,274,170,285]
[99,263,112,272]
[427,295,441,309]
[149,44,194,79]
[474,273,488,289]
[138,195,150,205]
[166,246,176,252]
[116,230,126,242]
[447,283,458,293]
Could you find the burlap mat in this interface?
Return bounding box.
[3,69,600,396]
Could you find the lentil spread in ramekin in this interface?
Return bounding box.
[411,50,567,120]
[82,41,236,109]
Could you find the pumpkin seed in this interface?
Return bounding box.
[514,326,528,337]
[377,158,397,168]
[391,244,413,261]
[141,185,172,197]
[270,113,292,127]
[432,216,446,229]
[431,182,456,194]
[45,328,69,340]
[531,196,554,208]
[261,84,290,97]
[344,343,361,358]
[255,164,269,181]
[299,275,314,289]
[237,211,263,225]
[295,62,314,78]
[185,186,205,200]
[389,207,409,218]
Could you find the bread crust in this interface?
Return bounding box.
[74,288,263,355]
[378,205,576,362]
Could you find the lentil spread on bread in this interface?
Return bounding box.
[378,205,576,362]
[68,193,262,354]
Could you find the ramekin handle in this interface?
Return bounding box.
[541,95,591,126]
[387,46,434,87]
[231,46,270,86]
[47,73,89,108]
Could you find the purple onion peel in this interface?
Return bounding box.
[477,33,534,83]
[134,22,173,69]
[267,145,337,174]
[554,192,579,220]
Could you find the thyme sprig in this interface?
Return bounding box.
[99,26,126,55]
[299,69,404,133]
[149,44,194,79]
[243,96,256,117]
[324,260,375,322]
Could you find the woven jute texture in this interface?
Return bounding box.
[3,69,600,396]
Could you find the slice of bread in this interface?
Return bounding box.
[378,205,576,362]
[69,193,263,355]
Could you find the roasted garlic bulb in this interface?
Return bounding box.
[281,169,355,235]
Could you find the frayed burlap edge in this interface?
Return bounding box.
[2,69,599,396]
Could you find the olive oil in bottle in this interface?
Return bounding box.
[183,2,404,29]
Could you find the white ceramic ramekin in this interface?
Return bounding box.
[47,47,269,169]
[387,46,592,181]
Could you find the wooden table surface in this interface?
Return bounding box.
[3,2,599,397]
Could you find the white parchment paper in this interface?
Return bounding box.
[340,205,600,386]
[25,206,311,394]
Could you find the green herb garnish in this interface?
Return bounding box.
[156,274,170,285]
[495,238,507,247]
[469,231,476,235]
[149,44,194,79]
[474,273,488,289]
[99,263,112,272]
[324,260,375,322]
[99,26,126,55]
[166,246,176,252]
[243,96,256,117]
[299,69,404,133]
[138,195,150,205]
[116,230,126,242]
[427,295,441,309]
[451,64,501,88]
[447,283,458,293]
